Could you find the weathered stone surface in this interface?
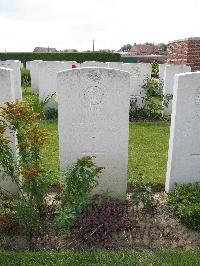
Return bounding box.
[58,68,130,199]
[107,62,123,70]
[166,71,200,191]
[81,61,109,67]
[0,67,18,195]
[38,61,73,108]
[159,63,169,81]
[163,64,191,115]
[30,60,43,92]
[122,63,152,107]
[26,61,30,70]
[0,60,22,100]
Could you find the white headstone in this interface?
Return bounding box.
[122,63,152,107]
[30,60,43,92]
[38,61,73,108]
[166,72,200,191]
[0,67,18,195]
[163,64,191,115]
[63,61,81,68]
[26,61,31,70]
[58,68,130,199]
[0,60,22,100]
[81,61,109,68]
[159,63,169,81]
[107,62,123,70]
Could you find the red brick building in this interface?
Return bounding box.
[129,44,162,55]
[167,37,200,71]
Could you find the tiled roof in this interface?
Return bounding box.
[33,47,57,52]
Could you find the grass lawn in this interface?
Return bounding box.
[40,120,170,186]
[128,122,170,186]
[1,251,200,266]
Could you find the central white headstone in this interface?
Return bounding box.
[0,67,18,195]
[166,72,200,191]
[58,68,130,199]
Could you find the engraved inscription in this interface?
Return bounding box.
[195,89,200,105]
[87,70,101,82]
[83,85,105,105]
[81,136,105,157]
[132,68,140,78]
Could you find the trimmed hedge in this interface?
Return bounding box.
[0,52,121,64]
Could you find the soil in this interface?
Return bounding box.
[0,192,199,251]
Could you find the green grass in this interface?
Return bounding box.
[39,120,170,186]
[128,122,170,185]
[22,89,170,186]
[40,120,60,183]
[0,251,200,266]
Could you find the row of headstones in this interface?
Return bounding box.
[0,66,199,198]
[0,60,192,116]
[28,60,152,109]
[29,60,193,116]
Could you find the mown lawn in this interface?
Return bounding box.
[0,251,200,266]
[128,122,170,186]
[40,120,170,186]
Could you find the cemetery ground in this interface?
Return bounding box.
[1,250,200,265]
[0,86,200,265]
[40,120,170,188]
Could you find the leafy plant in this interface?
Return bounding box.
[0,192,15,229]
[0,101,51,228]
[151,61,159,79]
[21,68,31,88]
[25,93,56,119]
[129,78,171,121]
[168,183,200,231]
[75,198,131,248]
[55,156,104,228]
[131,186,155,210]
[143,78,162,97]
[163,94,173,108]
[13,201,40,227]
[44,107,58,120]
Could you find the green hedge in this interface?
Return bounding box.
[0,52,121,64]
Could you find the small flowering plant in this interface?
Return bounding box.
[0,100,51,227]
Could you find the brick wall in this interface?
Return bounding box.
[167,38,200,71]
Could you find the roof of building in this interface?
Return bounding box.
[129,44,160,54]
[33,47,57,52]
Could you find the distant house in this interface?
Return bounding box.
[33,47,57,53]
[129,44,162,55]
[64,49,78,52]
